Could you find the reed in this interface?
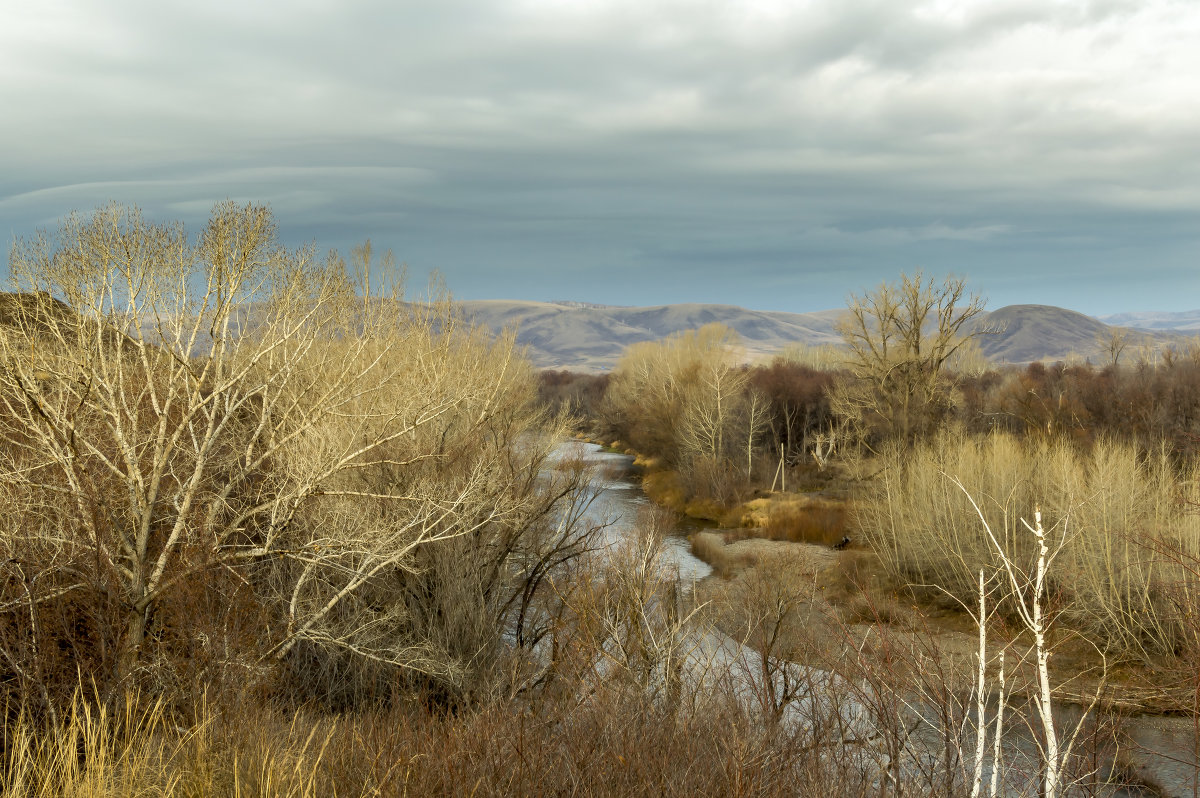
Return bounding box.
[855,428,1200,658]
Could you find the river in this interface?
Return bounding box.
[561,440,1196,797]
[564,439,712,581]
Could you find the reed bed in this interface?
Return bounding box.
[855,429,1200,659]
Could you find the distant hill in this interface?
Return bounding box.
[973,305,1113,364]
[1098,309,1200,331]
[457,300,843,371]
[457,300,1189,371]
[975,305,1192,364]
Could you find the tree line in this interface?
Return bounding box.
[546,272,1200,513]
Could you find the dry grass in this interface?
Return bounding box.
[855,428,1200,661]
[1,695,180,797]
[641,469,687,512]
[718,495,853,547]
[688,531,761,576]
[0,684,885,798]
[763,498,851,547]
[840,593,908,626]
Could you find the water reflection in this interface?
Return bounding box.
[557,440,712,582]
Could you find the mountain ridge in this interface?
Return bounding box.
[458,300,1191,372]
[1099,309,1200,331]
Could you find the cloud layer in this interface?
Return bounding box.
[4,0,1199,313]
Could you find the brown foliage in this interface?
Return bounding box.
[537,369,610,423]
[0,203,598,719]
[748,360,836,466]
[763,500,850,547]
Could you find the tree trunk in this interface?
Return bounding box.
[115,604,147,694]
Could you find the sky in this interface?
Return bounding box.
[3,0,1199,316]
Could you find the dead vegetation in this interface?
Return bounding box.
[2,209,1196,795]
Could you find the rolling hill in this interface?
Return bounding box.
[458,300,1189,371]
[456,300,844,371]
[972,304,1114,364]
[1099,309,1200,331]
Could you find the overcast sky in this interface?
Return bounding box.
[3,0,1199,314]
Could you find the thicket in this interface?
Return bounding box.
[573,272,1200,673]
[0,203,600,721]
[583,324,1200,504]
[0,523,1139,797]
[536,368,609,422]
[957,359,1200,458]
[597,325,772,508]
[593,328,838,514]
[857,429,1200,661]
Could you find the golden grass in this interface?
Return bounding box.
[763,499,850,547]
[681,497,725,522]
[688,531,759,576]
[714,494,853,547]
[1,695,178,798]
[641,469,687,512]
[0,685,880,798]
[855,429,1200,659]
[0,695,349,798]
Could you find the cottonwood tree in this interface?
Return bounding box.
[1097,326,1130,367]
[674,329,755,468]
[831,271,988,446]
[605,324,760,500]
[0,202,588,708]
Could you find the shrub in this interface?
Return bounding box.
[855,428,1200,659]
[0,204,596,715]
[763,499,850,547]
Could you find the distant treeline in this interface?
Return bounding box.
[542,352,1200,486]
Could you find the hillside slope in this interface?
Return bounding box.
[458,300,1186,371]
[1099,309,1200,331]
[457,300,843,370]
[974,305,1111,363]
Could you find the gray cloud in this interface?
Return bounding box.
[3,0,1199,314]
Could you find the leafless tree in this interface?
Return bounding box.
[954,482,1108,798]
[606,324,762,502]
[1097,327,1130,367]
[0,202,592,708]
[831,271,989,445]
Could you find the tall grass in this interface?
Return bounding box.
[1,695,179,797]
[855,429,1200,659]
[0,687,880,798]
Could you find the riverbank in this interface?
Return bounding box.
[684,534,1199,797]
[558,439,1200,796]
[605,439,1191,705]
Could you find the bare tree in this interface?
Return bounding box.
[954,482,1108,798]
[831,271,988,445]
[743,388,771,480]
[1097,326,1130,367]
[719,551,823,727]
[674,330,750,464]
[606,324,762,504]
[0,202,588,706]
[570,505,707,711]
